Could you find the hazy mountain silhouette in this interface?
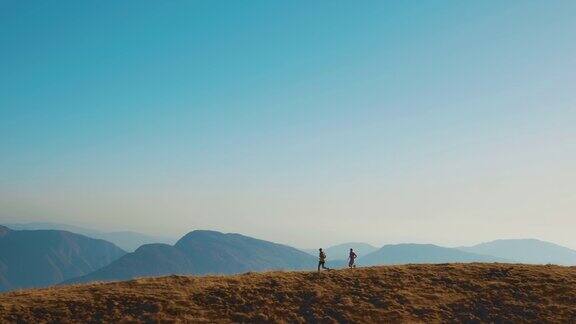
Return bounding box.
[63,244,194,283]
[175,230,317,273]
[3,222,176,252]
[459,239,576,265]
[360,243,505,266]
[66,230,317,284]
[303,242,378,260]
[0,225,126,292]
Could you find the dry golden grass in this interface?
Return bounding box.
[1,263,575,323]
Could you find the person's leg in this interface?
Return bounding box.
[318,261,321,272]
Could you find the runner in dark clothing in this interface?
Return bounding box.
[318,248,331,272]
[348,248,357,268]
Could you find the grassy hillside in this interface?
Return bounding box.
[1,263,575,323]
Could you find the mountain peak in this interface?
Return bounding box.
[67,230,317,285]
[181,229,224,237]
[175,230,251,248]
[0,228,126,291]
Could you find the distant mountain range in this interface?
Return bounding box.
[0,226,125,292]
[2,222,576,292]
[3,222,176,252]
[307,239,576,267]
[65,230,317,284]
[360,243,506,266]
[303,242,378,260]
[459,239,576,265]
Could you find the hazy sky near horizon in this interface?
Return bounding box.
[1,1,575,248]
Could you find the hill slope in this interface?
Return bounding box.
[66,230,317,284]
[459,239,576,265]
[2,263,576,322]
[360,243,505,266]
[0,226,126,292]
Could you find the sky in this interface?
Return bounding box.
[1,1,575,249]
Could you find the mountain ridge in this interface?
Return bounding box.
[360,243,507,266]
[65,229,317,285]
[303,242,379,260]
[459,238,576,265]
[0,227,126,291]
[2,222,175,252]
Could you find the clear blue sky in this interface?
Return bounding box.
[1,1,575,248]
